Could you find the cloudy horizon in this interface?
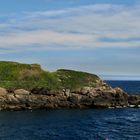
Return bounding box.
[0,0,140,80]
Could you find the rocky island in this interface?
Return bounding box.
[0,61,139,110]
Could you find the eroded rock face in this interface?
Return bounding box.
[0,82,139,110]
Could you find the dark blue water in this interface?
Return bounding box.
[0,109,140,140]
[106,80,140,94]
[0,81,140,140]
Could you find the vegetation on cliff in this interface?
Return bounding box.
[0,61,99,90]
[0,61,139,110]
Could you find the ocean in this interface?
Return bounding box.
[106,80,140,94]
[0,81,140,140]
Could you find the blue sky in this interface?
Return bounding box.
[0,0,140,80]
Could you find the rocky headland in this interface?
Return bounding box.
[0,61,139,110]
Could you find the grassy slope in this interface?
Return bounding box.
[0,61,99,90]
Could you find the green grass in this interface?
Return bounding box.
[0,61,99,90]
[56,69,99,89]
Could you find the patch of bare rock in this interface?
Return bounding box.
[0,83,139,111]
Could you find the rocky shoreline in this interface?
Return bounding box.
[0,82,140,111]
[0,61,139,111]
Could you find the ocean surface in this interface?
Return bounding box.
[106,80,140,94]
[0,81,140,140]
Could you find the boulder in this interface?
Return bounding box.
[0,87,8,96]
[92,92,115,108]
[104,89,116,94]
[6,94,20,104]
[91,87,129,108]
[68,94,81,104]
[74,87,96,96]
[80,95,93,106]
[14,89,30,95]
[114,87,124,94]
[31,87,56,96]
[81,87,91,92]
[80,87,92,95]
[128,95,140,106]
[63,89,71,97]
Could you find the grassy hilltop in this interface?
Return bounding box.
[0,61,99,90]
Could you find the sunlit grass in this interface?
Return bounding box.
[0,61,99,90]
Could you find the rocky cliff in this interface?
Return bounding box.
[0,61,139,110]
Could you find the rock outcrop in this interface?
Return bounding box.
[0,82,139,111]
[128,95,140,107]
[0,61,139,110]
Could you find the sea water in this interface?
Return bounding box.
[0,81,140,140]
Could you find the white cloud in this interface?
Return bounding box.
[0,30,93,47]
[0,3,140,53]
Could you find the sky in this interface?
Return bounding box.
[0,0,140,80]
